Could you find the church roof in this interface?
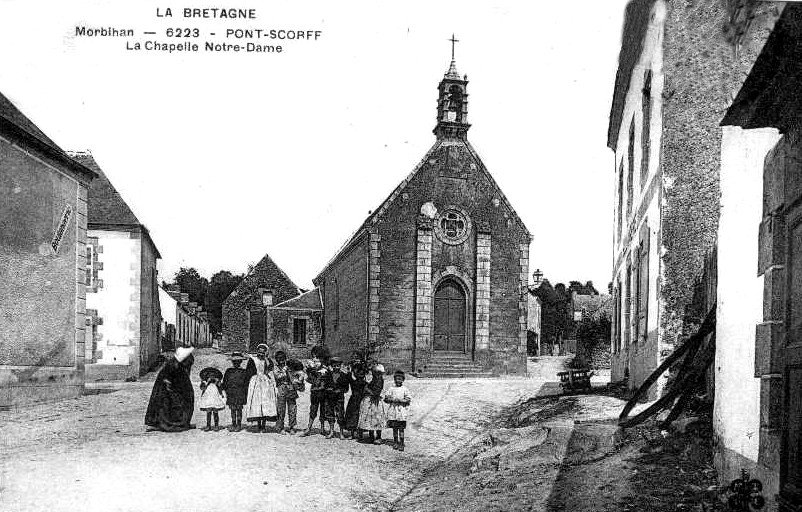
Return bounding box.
[314,138,532,281]
[0,91,96,180]
[273,287,323,310]
[69,152,141,226]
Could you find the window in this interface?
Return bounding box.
[613,286,621,353]
[626,119,635,219]
[633,252,641,342]
[434,207,472,245]
[441,211,466,239]
[624,263,632,345]
[293,318,307,346]
[617,160,624,243]
[638,228,651,341]
[447,85,464,122]
[641,70,652,187]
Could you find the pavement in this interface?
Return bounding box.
[0,354,575,512]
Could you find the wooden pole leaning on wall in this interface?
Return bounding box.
[618,305,716,429]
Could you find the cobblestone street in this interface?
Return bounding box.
[0,357,561,512]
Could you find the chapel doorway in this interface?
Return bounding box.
[433,279,467,352]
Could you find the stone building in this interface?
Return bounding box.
[608,0,779,398]
[0,91,96,406]
[70,152,162,381]
[312,56,532,376]
[222,253,322,356]
[159,286,212,350]
[609,0,790,505]
[717,4,802,509]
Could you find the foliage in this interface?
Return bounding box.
[205,271,244,335]
[169,267,243,337]
[172,267,208,306]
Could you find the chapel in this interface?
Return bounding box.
[313,50,532,376]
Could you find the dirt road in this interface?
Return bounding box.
[0,355,561,512]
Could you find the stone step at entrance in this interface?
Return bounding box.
[416,352,494,378]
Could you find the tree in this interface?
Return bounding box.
[171,267,209,306]
[204,270,244,335]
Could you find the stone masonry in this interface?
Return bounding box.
[475,230,491,351]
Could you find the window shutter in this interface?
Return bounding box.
[638,227,650,341]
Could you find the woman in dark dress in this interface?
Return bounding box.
[145,346,196,432]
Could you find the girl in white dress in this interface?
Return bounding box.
[245,344,278,432]
[384,369,412,451]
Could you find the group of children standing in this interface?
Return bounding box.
[197,345,412,451]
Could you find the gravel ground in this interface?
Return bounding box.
[0,352,564,512]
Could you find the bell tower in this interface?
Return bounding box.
[434,34,470,140]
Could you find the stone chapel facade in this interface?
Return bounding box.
[313,58,532,376]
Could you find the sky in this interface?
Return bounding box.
[0,0,629,290]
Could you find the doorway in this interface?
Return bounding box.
[433,278,467,352]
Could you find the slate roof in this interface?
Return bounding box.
[314,137,532,281]
[69,152,141,226]
[224,253,302,308]
[722,4,802,131]
[0,91,95,179]
[273,287,323,310]
[607,0,658,149]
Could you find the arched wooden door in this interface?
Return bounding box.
[433,279,467,352]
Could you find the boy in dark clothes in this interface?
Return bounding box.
[300,345,329,437]
[323,356,351,439]
[220,352,248,432]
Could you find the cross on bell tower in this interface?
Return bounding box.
[434,34,470,140]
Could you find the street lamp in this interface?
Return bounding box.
[532,268,544,287]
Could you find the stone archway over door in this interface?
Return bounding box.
[433,279,466,352]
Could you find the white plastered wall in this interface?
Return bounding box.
[611,0,666,385]
[86,230,141,366]
[715,126,781,468]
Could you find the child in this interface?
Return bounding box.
[300,345,330,436]
[273,350,299,435]
[384,369,412,451]
[323,356,350,439]
[344,356,367,440]
[220,352,248,432]
[245,343,278,432]
[198,367,226,431]
[358,363,387,445]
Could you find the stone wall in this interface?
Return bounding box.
[0,136,89,406]
[139,233,161,374]
[266,307,322,360]
[222,254,300,351]
[372,139,528,375]
[316,236,368,357]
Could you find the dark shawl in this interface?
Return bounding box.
[145,355,195,432]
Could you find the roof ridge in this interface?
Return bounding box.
[314,139,443,281]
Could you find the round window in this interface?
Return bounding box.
[434,207,471,245]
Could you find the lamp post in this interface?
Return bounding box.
[532,268,544,287]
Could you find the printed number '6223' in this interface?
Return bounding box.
[166,28,200,37]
